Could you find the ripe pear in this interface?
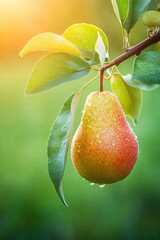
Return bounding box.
[71,91,138,184]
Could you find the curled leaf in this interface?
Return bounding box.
[19,32,80,57]
[95,32,108,68]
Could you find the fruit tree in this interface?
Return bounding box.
[20,1,160,206]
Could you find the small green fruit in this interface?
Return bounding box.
[157,4,160,11]
[71,91,138,184]
[142,10,160,28]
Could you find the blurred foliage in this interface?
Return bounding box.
[0,0,160,239]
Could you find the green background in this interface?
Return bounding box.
[0,0,160,239]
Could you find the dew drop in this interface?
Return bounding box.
[99,184,105,188]
[82,178,85,181]
[89,182,94,186]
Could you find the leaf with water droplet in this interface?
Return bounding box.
[48,93,81,206]
[132,52,160,86]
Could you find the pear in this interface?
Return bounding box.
[71,91,138,184]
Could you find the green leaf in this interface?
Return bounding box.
[133,51,160,85]
[124,82,142,124]
[63,23,109,60]
[123,74,159,91]
[124,0,151,33]
[48,93,80,206]
[25,53,90,94]
[123,52,160,91]
[111,0,129,24]
[95,32,107,68]
[47,74,99,206]
[111,0,150,48]
[19,32,80,57]
[110,73,142,123]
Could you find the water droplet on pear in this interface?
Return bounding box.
[71,91,138,185]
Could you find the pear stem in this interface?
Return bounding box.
[100,69,105,92]
[102,30,160,72]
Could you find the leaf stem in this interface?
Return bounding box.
[78,73,99,94]
[102,30,160,72]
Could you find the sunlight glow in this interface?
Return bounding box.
[0,0,45,55]
[0,0,25,9]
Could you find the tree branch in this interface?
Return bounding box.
[99,30,160,92]
[103,30,160,72]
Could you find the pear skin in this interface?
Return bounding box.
[71,91,138,184]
